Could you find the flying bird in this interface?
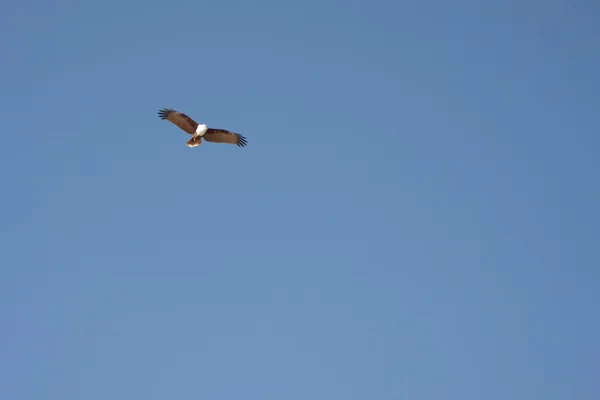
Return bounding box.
[157,108,247,148]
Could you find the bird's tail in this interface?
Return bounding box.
[186,136,202,148]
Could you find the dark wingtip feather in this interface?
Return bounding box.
[237,134,248,147]
[157,108,175,120]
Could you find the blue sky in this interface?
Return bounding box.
[1,0,599,398]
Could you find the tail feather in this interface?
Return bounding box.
[186,136,202,148]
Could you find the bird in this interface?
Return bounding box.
[157,108,247,148]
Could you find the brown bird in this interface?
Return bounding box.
[157,108,247,148]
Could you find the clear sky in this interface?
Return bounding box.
[1,0,599,399]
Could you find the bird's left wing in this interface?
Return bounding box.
[157,108,198,135]
[204,128,248,147]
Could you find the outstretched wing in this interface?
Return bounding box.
[204,128,248,147]
[157,108,198,135]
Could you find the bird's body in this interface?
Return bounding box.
[157,108,247,148]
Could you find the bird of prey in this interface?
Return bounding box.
[157,108,247,148]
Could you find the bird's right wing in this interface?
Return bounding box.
[204,128,248,147]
